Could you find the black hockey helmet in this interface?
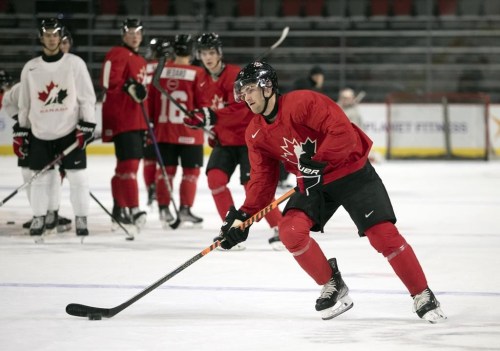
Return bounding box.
[148,37,171,59]
[173,34,194,57]
[234,61,278,103]
[121,18,143,34]
[39,18,63,37]
[196,32,223,55]
[0,69,14,91]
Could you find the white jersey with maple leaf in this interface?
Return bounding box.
[18,53,96,140]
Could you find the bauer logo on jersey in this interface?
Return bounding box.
[281,137,317,165]
[38,81,69,111]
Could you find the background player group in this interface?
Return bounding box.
[2,18,446,322]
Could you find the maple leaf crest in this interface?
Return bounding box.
[38,81,57,102]
[211,94,225,110]
[281,137,318,166]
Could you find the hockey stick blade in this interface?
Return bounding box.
[65,188,295,319]
[255,26,290,61]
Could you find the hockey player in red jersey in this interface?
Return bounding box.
[219,61,447,323]
[183,33,283,250]
[17,18,96,240]
[101,18,148,231]
[147,34,208,228]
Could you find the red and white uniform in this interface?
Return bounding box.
[147,61,208,145]
[2,82,20,118]
[240,90,372,215]
[201,63,253,146]
[101,45,148,142]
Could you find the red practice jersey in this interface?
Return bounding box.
[240,90,373,215]
[100,45,148,142]
[147,61,208,145]
[201,63,254,146]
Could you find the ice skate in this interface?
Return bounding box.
[179,205,203,228]
[56,216,72,233]
[413,288,447,323]
[131,208,147,229]
[31,216,46,243]
[159,206,174,229]
[268,227,286,251]
[111,206,138,236]
[44,210,58,235]
[75,216,89,243]
[315,258,353,320]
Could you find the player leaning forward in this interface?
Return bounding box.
[219,61,446,323]
[16,18,96,237]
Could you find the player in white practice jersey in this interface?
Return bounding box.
[16,18,96,239]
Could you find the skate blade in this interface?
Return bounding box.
[179,221,203,229]
[57,224,72,233]
[320,295,354,320]
[422,307,447,324]
[133,215,147,229]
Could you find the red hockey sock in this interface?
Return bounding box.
[207,168,234,220]
[365,222,428,295]
[180,167,200,207]
[280,209,332,285]
[114,159,140,208]
[155,166,176,206]
[143,158,157,187]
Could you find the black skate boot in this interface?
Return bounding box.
[30,216,46,236]
[111,205,137,237]
[75,216,89,237]
[315,258,353,320]
[413,288,447,323]
[268,227,286,251]
[179,205,203,227]
[45,210,59,234]
[23,219,32,229]
[57,215,72,233]
[159,205,174,229]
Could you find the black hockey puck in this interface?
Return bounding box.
[88,314,102,320]
[125,236,134,241]
[7,221,15,225]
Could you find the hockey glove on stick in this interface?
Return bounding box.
[297,155,326,196]
[12,123,30,159]
[123,78,147,103]
[75,121,97,149]
[183,107,216,129]
[217,206,251,250]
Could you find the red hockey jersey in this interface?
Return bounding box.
[240,90,373,215]
[101,45,148,142]
[201,63,254,146]
[147,61,208,145]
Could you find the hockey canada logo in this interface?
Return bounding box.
[38,81,68,105]
[281,137,318,166]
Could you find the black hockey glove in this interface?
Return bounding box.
[123,78,147,103]
[12,123,30,159]
[75,121,96,149]
[216,206,251,250]
[298,155,326,196]
[183,107,216,129]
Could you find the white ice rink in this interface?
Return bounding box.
[1,155,500,351]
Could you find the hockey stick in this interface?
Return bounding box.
[0,141,79,207]
[89,192,134,241]
[354,91,366,104]
[152,56,215,138]
[255,26,290,61]
[138,102,181,229]
[65,188,295,319]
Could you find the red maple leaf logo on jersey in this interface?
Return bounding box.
[281,137,317,167]
[38,81,57,102]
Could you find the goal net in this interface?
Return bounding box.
[386,92,490,160]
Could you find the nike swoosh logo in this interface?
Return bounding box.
[365,210,374,218]
[75,161,81,165]
[251,129,260,138]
